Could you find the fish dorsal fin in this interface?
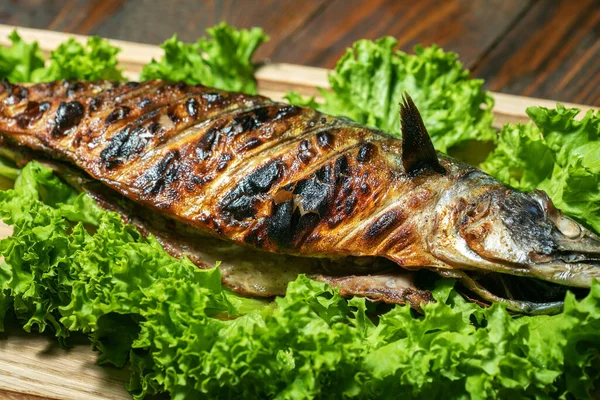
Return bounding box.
[400,93,446,177]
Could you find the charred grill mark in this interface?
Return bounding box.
[89,98,102,112]
[166,82,188,92]
[357,143,376,162]
[360,179,370,194]
[202,92,222,104]
[294,176,330,216]
[220,105,275,137]
[92,81,147,107]
[211,107,324,170]
[186,97,199,117]
[315,163,332,183]
[221,160,284,220]
[132,109,160,126]
[100,125,151,168]
[297,139,313,163]
[324,146,377,228]
[268,163,341,249]
[4,86,28,105]
[365,210,403,241]
[216,153,233,171]
[148,121,160,134]
[105,106,131,125]
[252,106,270,122]
[273,105,301,120]
[191,175,209,186]
[16,101,50,128]
[225,114,258,136]
[100,109,162,168]
[344,194,358,215]
[195,128,218,161]
[136,150,181,195]
[237,137,263,153]
[317,131,334,148]
[66,82,83,97]
[269,200,295,247]
[51,101,84,137]
[167,107,181,124]
[334,155,350,182]
[139,98,152,109]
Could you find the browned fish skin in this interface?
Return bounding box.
[0,80,454,270]
[2,80,599,316]
[2,145,431,309]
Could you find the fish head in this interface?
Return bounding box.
[430,172,600,288]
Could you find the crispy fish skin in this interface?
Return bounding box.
[0,80,448,266]
[1,80,599,314]
[1,145,432,309]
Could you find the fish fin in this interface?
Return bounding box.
[400,93,446,176]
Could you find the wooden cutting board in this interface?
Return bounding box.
[0,25,598,400]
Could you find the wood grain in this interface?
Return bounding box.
[0,322,128,400]
[0,0,126,34]
[473,0,600,106]
[0,0,329,65]
[92,0,329,63]
[268,0,531,68]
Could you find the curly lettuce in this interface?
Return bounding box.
[481,105,600,233]
[34,36,124,81]
[0,31,123,82]
[286,37,495,152]
[0,31,45,82]
[140,23,268,93]
[0,162,598,399]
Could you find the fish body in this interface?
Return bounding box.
[0,80,598,313]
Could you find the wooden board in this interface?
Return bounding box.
[0,25,598,400]
[0,324,129,400]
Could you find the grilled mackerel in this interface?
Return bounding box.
[0,80,598,314]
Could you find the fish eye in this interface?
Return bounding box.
[527,203,543,217]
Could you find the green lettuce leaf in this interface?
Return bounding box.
[481,105,600,233]
[32,36,124,82]
[0,31,123,82]
[140,23,268,93]
[0,162,599,399]
[286,38,495,152]
[0,31,45,82]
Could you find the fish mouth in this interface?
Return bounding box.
[459,231,600,314]
[526,228,600,287]
[528,252,600,288]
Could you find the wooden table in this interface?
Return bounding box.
[0,0,598,106]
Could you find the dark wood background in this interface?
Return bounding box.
[0,0,598,105]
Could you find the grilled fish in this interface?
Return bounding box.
[0,80,598,314]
